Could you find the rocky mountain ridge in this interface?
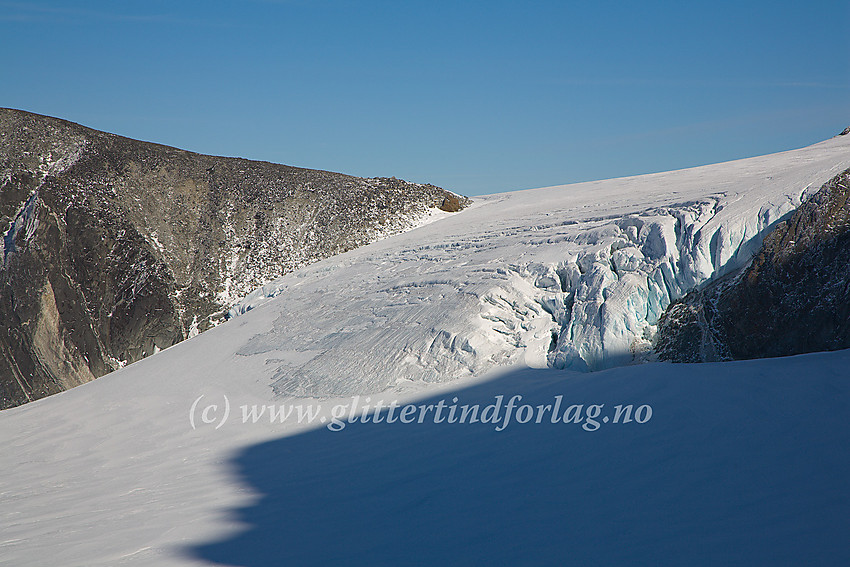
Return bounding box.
[0,108,467,408]
[655,164,850,362]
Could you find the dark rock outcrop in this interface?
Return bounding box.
[655,167,850,363]
[0,108,468,408]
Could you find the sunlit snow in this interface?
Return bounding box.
[1,134,849,566]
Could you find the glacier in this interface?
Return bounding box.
[1,134,850,566]
[229,133,850,394]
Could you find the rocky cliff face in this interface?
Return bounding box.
[655,166,850,363]
[0,108,467,408]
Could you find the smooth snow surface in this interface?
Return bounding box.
[2,338,849,566]
[1,136,849,566]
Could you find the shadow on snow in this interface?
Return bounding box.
[187,357,850,566]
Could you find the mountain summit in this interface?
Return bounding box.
[0,108,467,408]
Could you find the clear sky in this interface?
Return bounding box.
[2,1,849,196]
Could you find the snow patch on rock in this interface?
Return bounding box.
[2,191,40,266]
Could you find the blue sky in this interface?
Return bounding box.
[2,1,849,195]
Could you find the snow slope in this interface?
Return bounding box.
[231,133,850,393]
[1,135,849,566]
[1,325,848,566]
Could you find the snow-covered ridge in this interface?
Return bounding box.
[227,135,850,394]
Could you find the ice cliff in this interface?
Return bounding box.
[231,133,850,395]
